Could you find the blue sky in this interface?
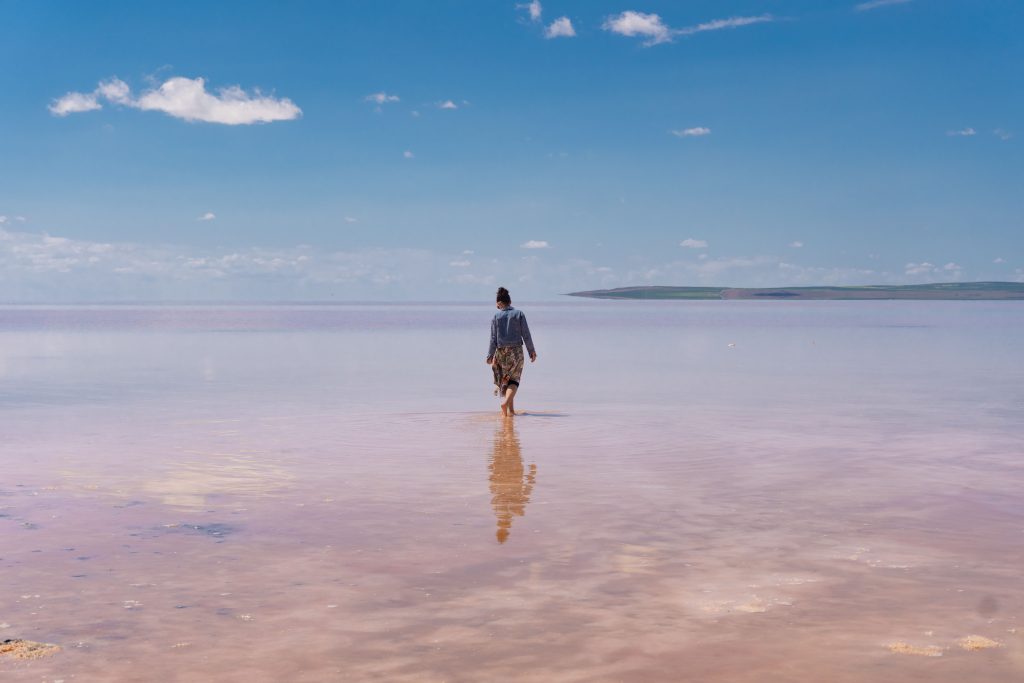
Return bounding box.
[1,0,1021,300]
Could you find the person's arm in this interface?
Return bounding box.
[487,317,497,362]
[520,313,536,361]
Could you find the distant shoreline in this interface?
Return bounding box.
[567,282,1024,301]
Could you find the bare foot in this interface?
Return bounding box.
[500,385,517,416]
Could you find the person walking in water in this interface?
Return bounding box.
[486,287,537,416]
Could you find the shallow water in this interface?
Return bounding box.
[2,301,1023,682]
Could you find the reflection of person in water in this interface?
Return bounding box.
[489,418,536,544]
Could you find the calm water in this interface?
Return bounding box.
[2,302,1023,682]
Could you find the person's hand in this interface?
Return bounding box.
[486,357,493,365]
[529,352,537,363]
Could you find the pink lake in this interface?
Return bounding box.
[2,301,1023,682]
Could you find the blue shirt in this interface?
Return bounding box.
[488,306,535,359]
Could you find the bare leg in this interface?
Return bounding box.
[501,385,518,416]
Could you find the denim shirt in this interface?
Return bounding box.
[488,306,535,359]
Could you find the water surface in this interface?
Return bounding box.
[2,302,1023,681]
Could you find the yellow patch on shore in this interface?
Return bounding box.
[958,635,1001,651]
[734,601,769,613]
[0,639,61,659]
[698,598,769,614]
[887,641,944,657]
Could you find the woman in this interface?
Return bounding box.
[486,287,537,416]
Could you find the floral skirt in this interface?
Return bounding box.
[492,345,525,396]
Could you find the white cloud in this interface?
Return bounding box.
[403,150,415,159]
[0,225,458,300]
[545,17,576,38]
[0,216,6,224]
[994,128,1013,141]
[438,100,458,110]
[946,128,976,136]
[679,238,708,249]
[197,212,216,221]
[602,11,673,45]
[521,240,549,249]
[135,77,301,124]
[518,1,542,22]
[50,76,301,125]
[903,260,966,279]
[0,226,618,301]
[96,77,132,105]
[365,92,400,105]
[855,0,912,11]
[462,249,474,255]
[993,257,1005,264]
[671,127,711,137]
[0,229,127,277]
[603,11,774,46]
[790,241,804,248]
[676,14,775,37]
[344,216,358,224]
[449,272,497,287]
[904,262,935,275]
[0,224,985,301]
[49,91,101,116]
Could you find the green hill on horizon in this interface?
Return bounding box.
[567,282,1024,301]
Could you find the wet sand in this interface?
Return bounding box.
[1,302,1023,681]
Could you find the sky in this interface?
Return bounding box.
[1,0,1021,301]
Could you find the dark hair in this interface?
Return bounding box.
[496,287,511,305]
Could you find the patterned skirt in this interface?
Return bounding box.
[492,345,525,396]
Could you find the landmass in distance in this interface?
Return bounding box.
[567,282,1024,300]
